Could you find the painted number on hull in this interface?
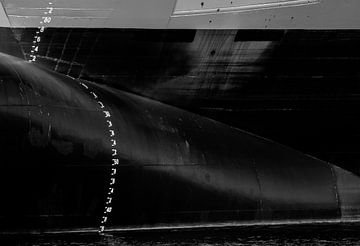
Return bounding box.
[28,2,53,63]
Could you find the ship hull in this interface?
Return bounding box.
[0,52,360,233]
[4,27,360,176]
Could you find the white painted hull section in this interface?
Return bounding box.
[0,0,359,29]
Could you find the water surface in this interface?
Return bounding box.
[2,223,360,245]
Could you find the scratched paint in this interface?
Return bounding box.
[79,82,118,233]
[28,2,53,63]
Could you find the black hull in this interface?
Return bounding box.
[0,53,360,232]
[4,28,360,177]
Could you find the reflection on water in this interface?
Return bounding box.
[2,223,360,245]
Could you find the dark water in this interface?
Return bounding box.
[2,223,360,245]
